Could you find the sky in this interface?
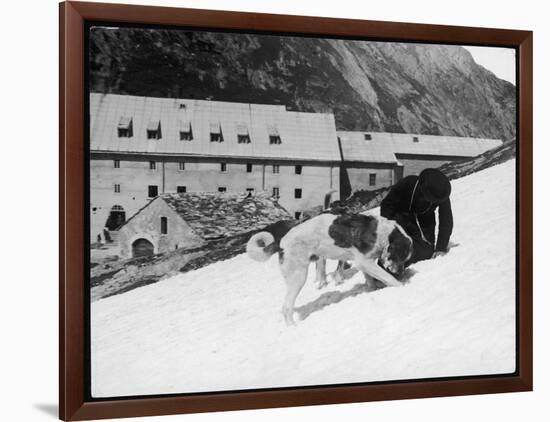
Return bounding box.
[463,46,516,85]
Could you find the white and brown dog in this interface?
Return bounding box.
[247,213,413,325]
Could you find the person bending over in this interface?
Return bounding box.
[381,168,453,265]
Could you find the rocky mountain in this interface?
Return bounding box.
[89,27,516,141]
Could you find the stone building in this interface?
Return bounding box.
[117,192,290,258]
[337,131,502,197]
[90,94,341,242]
[90,93,503,247]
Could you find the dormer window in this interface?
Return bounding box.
[210,122,223,142]
[236,123,251,144]
[147,120,162,139]
[413,136,419,143]
[179,120,193,141]
[364,133,372,141]
[238,134,251,144]
[117,117,133,138]
[268,125,281,144]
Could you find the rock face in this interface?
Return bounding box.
[90,27,516,141]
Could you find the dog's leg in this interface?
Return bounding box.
[341,266,359,281]
[327,260,344,285]
[281,265,308,326]
[328,260,358,285]
[363,272,378,291]
[357,258,402,287]
[314,258,328,289]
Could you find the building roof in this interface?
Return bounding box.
[90,93,340,162]
[124,192,291,240]
[337,132,399,163]
[337,131,502,163]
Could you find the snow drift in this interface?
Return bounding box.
[91,160,516,397]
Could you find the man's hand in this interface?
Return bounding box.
[432,250,447,259]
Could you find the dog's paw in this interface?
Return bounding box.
[315,280,328,289]
[327,272,344,285]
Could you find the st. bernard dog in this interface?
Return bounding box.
[246,213,413,325]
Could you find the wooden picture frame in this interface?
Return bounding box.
[60,1,532,420]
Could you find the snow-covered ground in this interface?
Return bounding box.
[91,160,516,398]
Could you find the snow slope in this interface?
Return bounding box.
[91,160,516,397]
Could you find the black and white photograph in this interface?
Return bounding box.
[87,25,517,398]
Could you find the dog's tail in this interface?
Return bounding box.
[246,231,279,262]
[246,219,296,262]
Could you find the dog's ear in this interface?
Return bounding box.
[388,227,413,263]
[329,214,378,253]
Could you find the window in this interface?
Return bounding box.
[220,162,227,172]
[268,125,281,144]
[114,159,120,168]
[149,161,156,170]
[210,122,223,142]
[246,163,253,173]
[294,188,302,199]
[117,117,133,138]
[118,128,131,137]
[218,187,227,193]
[179,120,193,141]
[295,212,302,220]
[211,133,223,142]
[273,165,280,174]
[364,133,372,141]
[146,120,162,140]
[295,165,302,175]
[178,161,185,171]
[177,186,187,193]
[160,217,168,235]
[236,122,251,144]
[369,173,377,186]
[238,134,251,144]
[148,185,158,198]
[272,187,280,198]
[180,131,193,141]
[269,135,282,145]
[114,184,121,193]
[413,136,419,143]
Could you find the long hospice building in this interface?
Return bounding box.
[90,93,341,242]
[337,131,502,197]
[90,93,502,253]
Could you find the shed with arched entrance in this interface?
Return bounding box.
[116,192,291,259]
[131,238,155,258]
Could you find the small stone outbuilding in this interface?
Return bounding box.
[117,192,290,258]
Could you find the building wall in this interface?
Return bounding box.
[345,165,396,194]
[396,154,465,178]
[90,156,165,242]
[90,153,340,241]
[117,198,205,258]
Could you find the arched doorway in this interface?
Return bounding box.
[105,205,126,230]
[132,238,154,258]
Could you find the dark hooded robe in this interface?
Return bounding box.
[380,169,453,264]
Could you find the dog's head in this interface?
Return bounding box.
[379,225,413,278]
